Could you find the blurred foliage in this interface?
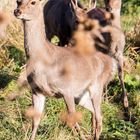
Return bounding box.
[122,0,140,16]
[101,102,136,140]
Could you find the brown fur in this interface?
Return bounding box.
[25,106,43,119]
[0,11,11,38]
[60,112,82,128]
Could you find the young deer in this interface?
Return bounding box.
[43,0,128,109]
[85,0,128,109]
[104,0,128,109]
[14,0,117,139]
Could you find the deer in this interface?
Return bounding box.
[14,0,117,139]
[104,0,129,110]
[75,0,129,110]
[43,0,84,46]
[43,0,129,110]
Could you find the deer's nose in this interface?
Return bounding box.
[14,9,22,17]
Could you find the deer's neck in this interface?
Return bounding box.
[23,9,52,59]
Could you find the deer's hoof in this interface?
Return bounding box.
[124,95,129,108]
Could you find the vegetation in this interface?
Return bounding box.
[0,0,140,140]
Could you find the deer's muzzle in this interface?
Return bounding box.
[14,9,22,17]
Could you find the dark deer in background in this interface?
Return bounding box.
[14,0,117,139]
[43,0,84,46]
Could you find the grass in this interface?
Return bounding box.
[0,0,140,140]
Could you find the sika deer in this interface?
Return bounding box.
[73,0,128,109]
[104,0,129,109]
[43,0,128,110]
[14,0,117,139]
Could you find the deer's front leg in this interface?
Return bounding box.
[63,94,86,140]
[63,94,76,127]
[30,92,45,140]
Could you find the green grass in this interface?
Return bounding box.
[0,0,140,140]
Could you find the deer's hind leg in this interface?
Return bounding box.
[117,55,128,109]
[78,91,96,138]
[89,84,103,140]
[111,35,128,109]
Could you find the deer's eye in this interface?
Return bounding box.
[31,1,36,5]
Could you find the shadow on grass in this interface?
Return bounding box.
[136,129,140,140]
[0,72,14,89]
[7,45,26,66]
[0,45,25,89]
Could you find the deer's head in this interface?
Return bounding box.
[14,0,42,20]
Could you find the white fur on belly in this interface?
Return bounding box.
[78,91,94,112]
